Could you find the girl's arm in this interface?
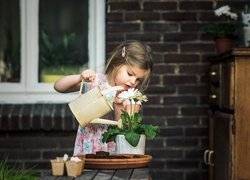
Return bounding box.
[54,69,96,93]
[54,74,82,93]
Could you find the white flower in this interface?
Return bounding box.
[214,5,238,20]
[226,12,238,20]
[118,88,148,103]
[63,154,69,161]
[215,5,230,16]
[70,156,82,162]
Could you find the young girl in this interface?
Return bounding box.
[54,40,153,156]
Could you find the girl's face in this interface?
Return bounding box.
[113,64,148,90]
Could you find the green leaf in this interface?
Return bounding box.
[125,131,140,147]
[133,113,142,124]
[102,126,121,143]
[0,156,37,180]
[142,124,160,140]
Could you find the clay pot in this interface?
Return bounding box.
[215,38,234,54]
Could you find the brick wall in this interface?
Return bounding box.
[105,0,245,179]
[0,104,77,175]
[0,0,247,180]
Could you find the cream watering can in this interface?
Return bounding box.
[68,82,124,128]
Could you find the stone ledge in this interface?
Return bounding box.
[0,103,78,131]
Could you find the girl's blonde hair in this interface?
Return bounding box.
[105,40,153,91]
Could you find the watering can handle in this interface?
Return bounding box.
[79,80,85,95]
[79,80,123,95]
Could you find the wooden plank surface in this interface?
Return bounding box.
[112,169,133,179]
[130,168,149,180]
[93,169,115,180]
[75,169,98,180]
[40,168,148,180]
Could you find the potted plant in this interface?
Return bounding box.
[102,88,160,154]
[39,30,84,82]
[202,5,240,53]
[242,4,250,47]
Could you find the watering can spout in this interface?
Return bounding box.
[90,118,123,129]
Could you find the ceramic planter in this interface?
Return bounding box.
[243,27,250,47]
[115,134,146,154]
[215,38,234,54]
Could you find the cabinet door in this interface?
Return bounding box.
[213,111,234,180]
[208,110,214,180]
[234,59,250,179]
[220,61,235,110]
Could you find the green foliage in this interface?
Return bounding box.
[0,158,37,180]
[102,110,160,147]
[4,27,20,80]
[39,30,80,68]
[202,22,239,39]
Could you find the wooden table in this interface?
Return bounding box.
[40,168,151,180]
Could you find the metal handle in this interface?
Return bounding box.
[203,149,210,165]
[210,94,217,99]
[210,71,216,76]
[208,150,214,166]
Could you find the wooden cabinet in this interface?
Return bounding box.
[204,48,250,180]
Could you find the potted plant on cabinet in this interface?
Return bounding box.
[102,88,160,154]
[242,4,250,47]
[202,5,240,53]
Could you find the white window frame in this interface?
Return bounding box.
[0,0,105,104]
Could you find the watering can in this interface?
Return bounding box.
[68,82,123,128]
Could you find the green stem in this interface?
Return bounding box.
[129,99,132,130]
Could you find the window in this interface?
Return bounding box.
[0,0,105,104]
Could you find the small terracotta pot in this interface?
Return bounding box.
[215,38,234,54]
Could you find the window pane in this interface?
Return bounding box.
[0,0,21,83]
[39,0,88,83]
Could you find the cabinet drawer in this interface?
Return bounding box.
[209,64,220,85]
[209,62,235,110]
[209,86,220,107]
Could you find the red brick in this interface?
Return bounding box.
[164,33,198,42]
[162,12,197,21]
[180,1,212,10]
[108,2,140,11]
[125,12,160,21]
[153,64,175,74]
[144,2,177,11]
[144,22,178,32]
[180,43,214,53]
[164,54,200,63]
[179,64,210,74]
[164,75,198,85]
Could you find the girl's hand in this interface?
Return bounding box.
[114,91,124,104]
[81,69,96,82]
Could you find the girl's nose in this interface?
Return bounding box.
[130,77,136,85]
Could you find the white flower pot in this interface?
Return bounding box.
[243,27,250,47]
[115,134,146,154]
